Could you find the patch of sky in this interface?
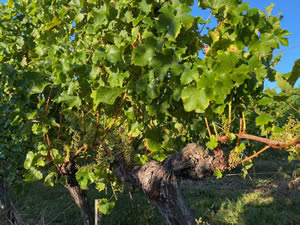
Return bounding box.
[190,0,299,91]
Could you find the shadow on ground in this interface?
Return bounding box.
[1,160,299,225]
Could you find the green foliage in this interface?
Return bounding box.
[24,152,35,170]
[206,136,218,150]
[97,198,116,215]
[272,116,300,161]
[256,114,274,126]
[24,168,43,182]
[213,169,223,179]
[0,0,298,219]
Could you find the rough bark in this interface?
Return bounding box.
[113,143,228,225]
[137,161,196,225]
[0,177,15,224]
[61,161,94,225]
[64,184,94,225]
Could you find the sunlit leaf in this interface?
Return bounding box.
[97,198,115,215]
[213,169,223,179]
[24,168,43,181]
[44,172,57,187]
[24,151,35,170]
[206,136,218,149]
[181,87,209,112]
[256,113,274,126]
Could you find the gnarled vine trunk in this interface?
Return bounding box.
[64,184,94,225]
[61,161,94,225]
[113,143,227,225]
[137,161,196,225]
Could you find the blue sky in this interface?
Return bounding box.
[190,0,300,88]
[1,0,299,88]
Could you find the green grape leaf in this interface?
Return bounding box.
[52,149,64,164]
[133,154,149,166]
[181,87,209,112]
[46,16,61,30]
[256,113,274,126]
[132,44,154,66]
[24,151,35,170]
[228,133,236,141]
[237,143,246,153]
[76,167,95,190]
[129,121,142,137]
[92,49,106,63]
[28,81,50,96]
[139,0,151,14]
[275,72,293,93]
[44,172,57,187]
[180,65,198,85]
[37,157,46,167]
[231,64,250,86]
[69,0,81,8]
[145,127,163,152]
[279,38,289,47]
[213,73,234,104]
[258,97,273,106]
[97,198,115,215]
[24,72,50,97]
[241,160,253,179]
[91,8,107,27]
[213,169,223,179]
[145,138,162,152]
[86,25,95,35]
[24,168,43,182]
[206,136,218,149]
[180,14,194,30]
[265,3,275,16]
[217,52,239,73]
[289,59,300,86]
[56,94,82,109]
[108,71,130,87]
[106,45,120,63]
[96,182,106,192]
[199,0,238,9]
[157,14,181,41]
[91,87,125,110]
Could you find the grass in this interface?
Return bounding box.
[3,160,300,225]
[183,179,300,225]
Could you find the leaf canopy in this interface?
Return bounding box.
[0,0,297,210]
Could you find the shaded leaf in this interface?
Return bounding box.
[289,59,300,86]
[157,14,181,41]
[145,127,163,152]
[56,94,82,109]
[180,65,198,85]
[132,44,154,66]
[91,87,125,109]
